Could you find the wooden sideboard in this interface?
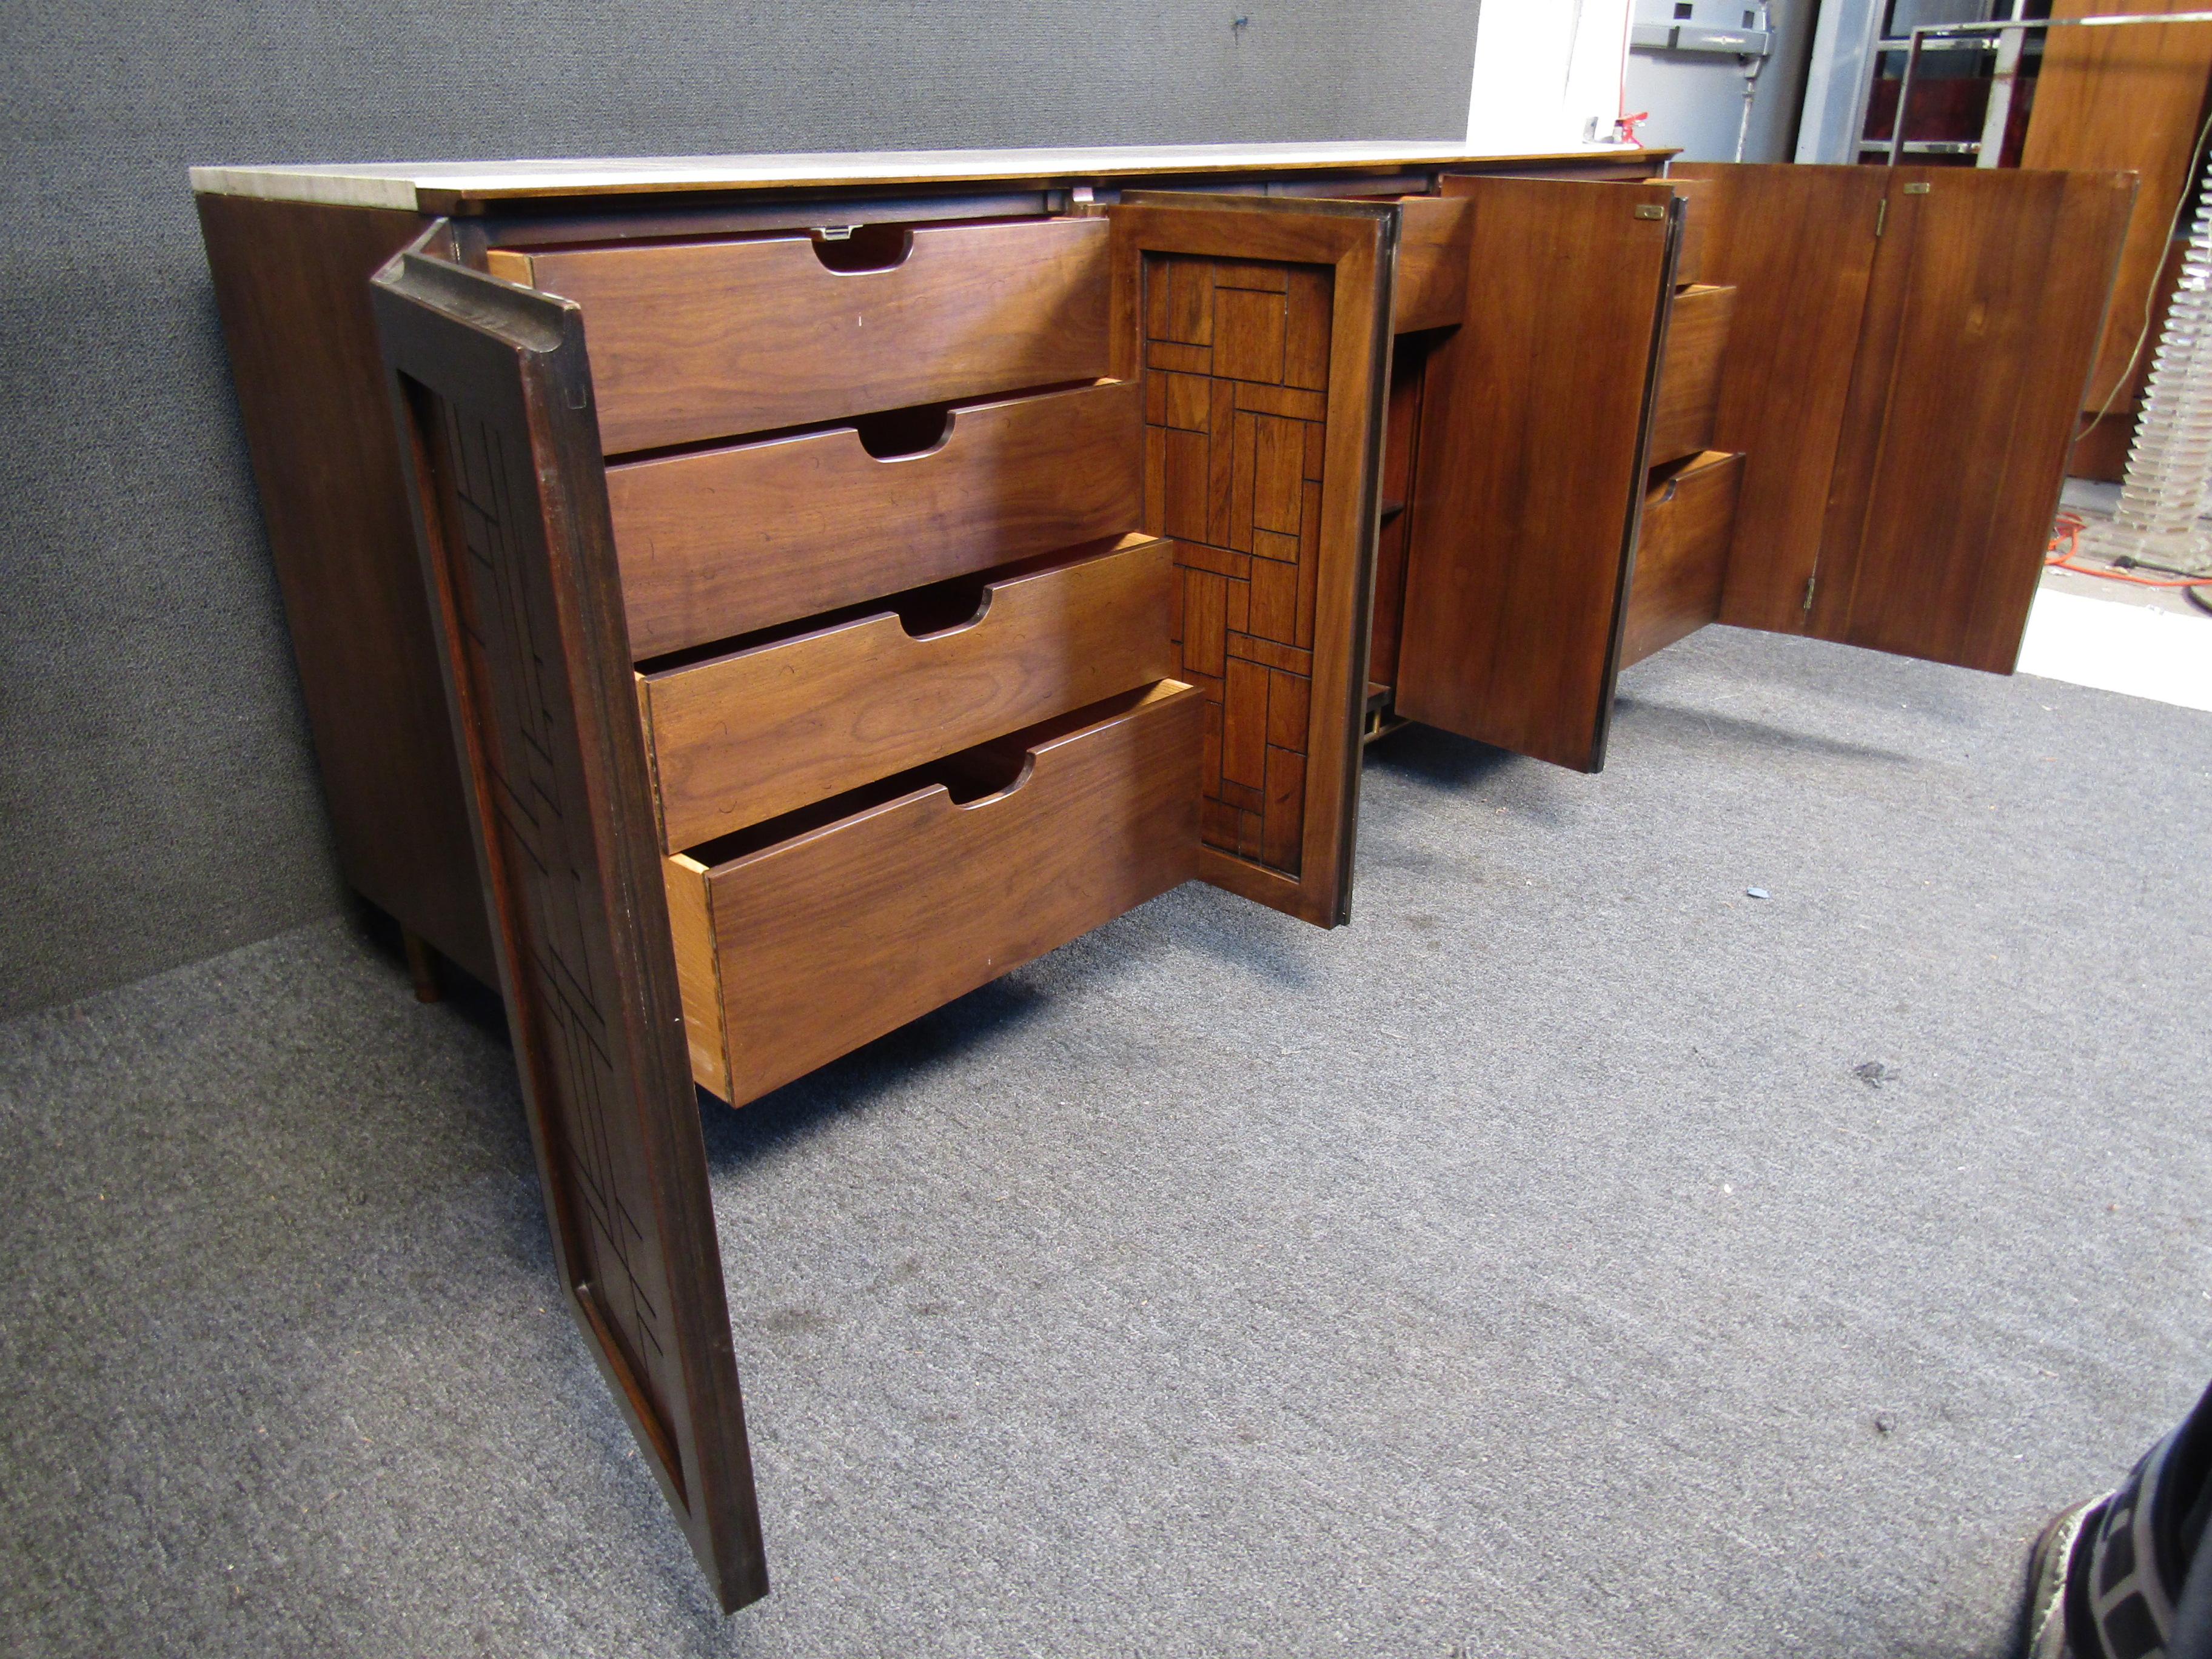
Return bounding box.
[193,142,2131,1611]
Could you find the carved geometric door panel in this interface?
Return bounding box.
[371,232,767,1613]
[1109,197,1396,927]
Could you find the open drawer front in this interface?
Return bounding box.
[637,534,1175,850]
[663,682,1201,1105]
[1386,163,2136,773]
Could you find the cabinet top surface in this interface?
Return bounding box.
[187,141,1675,210]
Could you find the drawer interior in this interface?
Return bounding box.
[665,681,1202,1105]
[1621,449,1744,670]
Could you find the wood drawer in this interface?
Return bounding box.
[663,681,1201,1104]
[491,217,1111,454]
[639,533,1173,851]
[1647,284,1735,469]
[610,379,1143,659]
[1622,450,1743,669]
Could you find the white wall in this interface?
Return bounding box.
[1466,0,1638,151]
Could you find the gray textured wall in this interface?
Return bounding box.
[0,2,1479,1017]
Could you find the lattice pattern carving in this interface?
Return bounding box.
[1141,253,1333,877]
[434,402,674,1405]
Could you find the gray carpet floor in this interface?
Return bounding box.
[4,623,2209,1658]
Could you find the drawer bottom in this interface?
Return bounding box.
[665,680,1202,1105]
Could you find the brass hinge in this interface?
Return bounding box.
[1903,181,1931,195]
[1634,203,1666,220]
[1803,576,1818,612]
[1875,199,1887,238]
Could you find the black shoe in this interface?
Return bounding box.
[2025,1498,2106,1659]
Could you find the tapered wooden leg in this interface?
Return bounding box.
[401,928,442,1003]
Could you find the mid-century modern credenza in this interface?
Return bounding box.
[192,142,2132,1610]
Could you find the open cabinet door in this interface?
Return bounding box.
[1109,197,1395,927]
[1677,162,2134,672]
[1662,164,1889,638]
[1805,166,2134,671]
[371,233,768,1612]
[1393,177,1682,773]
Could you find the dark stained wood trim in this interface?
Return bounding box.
[372,233,767,1612]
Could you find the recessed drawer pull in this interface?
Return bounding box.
[662,681,1202,1105]
[637,532,1174,851]
[609,379,1145,657]
[853,402,954,460]
[504,216,1111,452]
[809,223,914,272]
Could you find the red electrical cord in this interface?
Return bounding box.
[2046,511,2212,588]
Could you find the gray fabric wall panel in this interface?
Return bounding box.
[0,2,1478,1017]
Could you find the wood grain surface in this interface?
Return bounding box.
[640,534,1173,850]
[1620,451,1743,668]
[1646,284,1734,469]
[671,681,1201,1106]
[1366,333,1433,690]
[1671,163,1887,637]
[2022,0,2212,413]
[504,218,1112,453]
[1395,176,1677,772]
[373,241,766,1610]
[195,194,496,984]
[1390,196,1472,333]
[1111,195,1395,925]
[608,379,1144,658]
[1814,167,2135,672]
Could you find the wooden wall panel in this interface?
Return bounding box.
[2022,0,2212,415]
